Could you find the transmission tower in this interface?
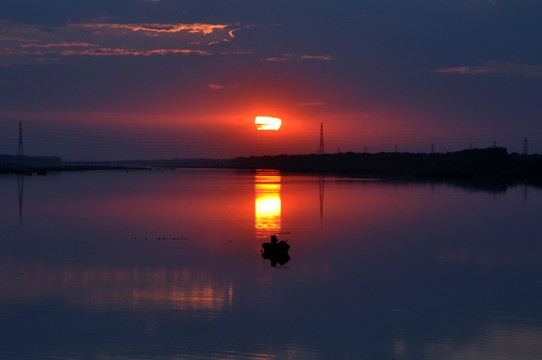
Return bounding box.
[17,121,24,170]
[318,123,324,155]
[524,137,529,155]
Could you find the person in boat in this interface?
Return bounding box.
[261,234,290,266]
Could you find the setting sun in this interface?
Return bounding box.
[255,116,282,131]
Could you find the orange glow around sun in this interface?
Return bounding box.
[255,116,282,131]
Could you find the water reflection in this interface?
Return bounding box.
[3,261,233,314]
[2,170,542,359]
[423,320,542,360]
[254,171,281,238]
[16,173,24,226]
[319,175,325,230]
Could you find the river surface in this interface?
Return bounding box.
[1,169,542,359]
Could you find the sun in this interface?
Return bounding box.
[255,116,282,131]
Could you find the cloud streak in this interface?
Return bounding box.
[208,84,237,90]
[0,43,211,57]
[0,20,237,63]
[20,42,99,49]
[435,61,542,78]
[75,23,229,36]
[0,19,335,65]
[297,102,325,107]
[264,54,333,62]
[1,19,312,65]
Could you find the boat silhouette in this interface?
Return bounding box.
[261,234,290,267]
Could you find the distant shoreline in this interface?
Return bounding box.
[3,147,542,186]
[125,147,542,183]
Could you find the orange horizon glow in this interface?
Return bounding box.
[255,116,282,131]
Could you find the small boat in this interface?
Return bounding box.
[261,234,290,266]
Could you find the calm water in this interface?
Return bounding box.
[1,169,542,359]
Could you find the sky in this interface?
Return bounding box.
[0,0,541,161]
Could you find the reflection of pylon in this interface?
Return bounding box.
[17,173,24,227]
[319,175,325,230]
[318,123,324,155]
[17,121,24,170]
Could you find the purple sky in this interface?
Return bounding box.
[0,0,541,160]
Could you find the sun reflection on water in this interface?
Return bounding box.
[254,172,281,238]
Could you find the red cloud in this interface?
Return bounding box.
[76,23,229,36]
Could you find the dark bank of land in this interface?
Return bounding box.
[3,147,542,186]
[0,154,145,174]
[142,147,540,178]
[226,147,542,190]
[230,147,542,179]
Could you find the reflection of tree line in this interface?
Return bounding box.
[231,148,542,187]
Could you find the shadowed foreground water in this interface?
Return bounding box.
[1,169,542,359]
